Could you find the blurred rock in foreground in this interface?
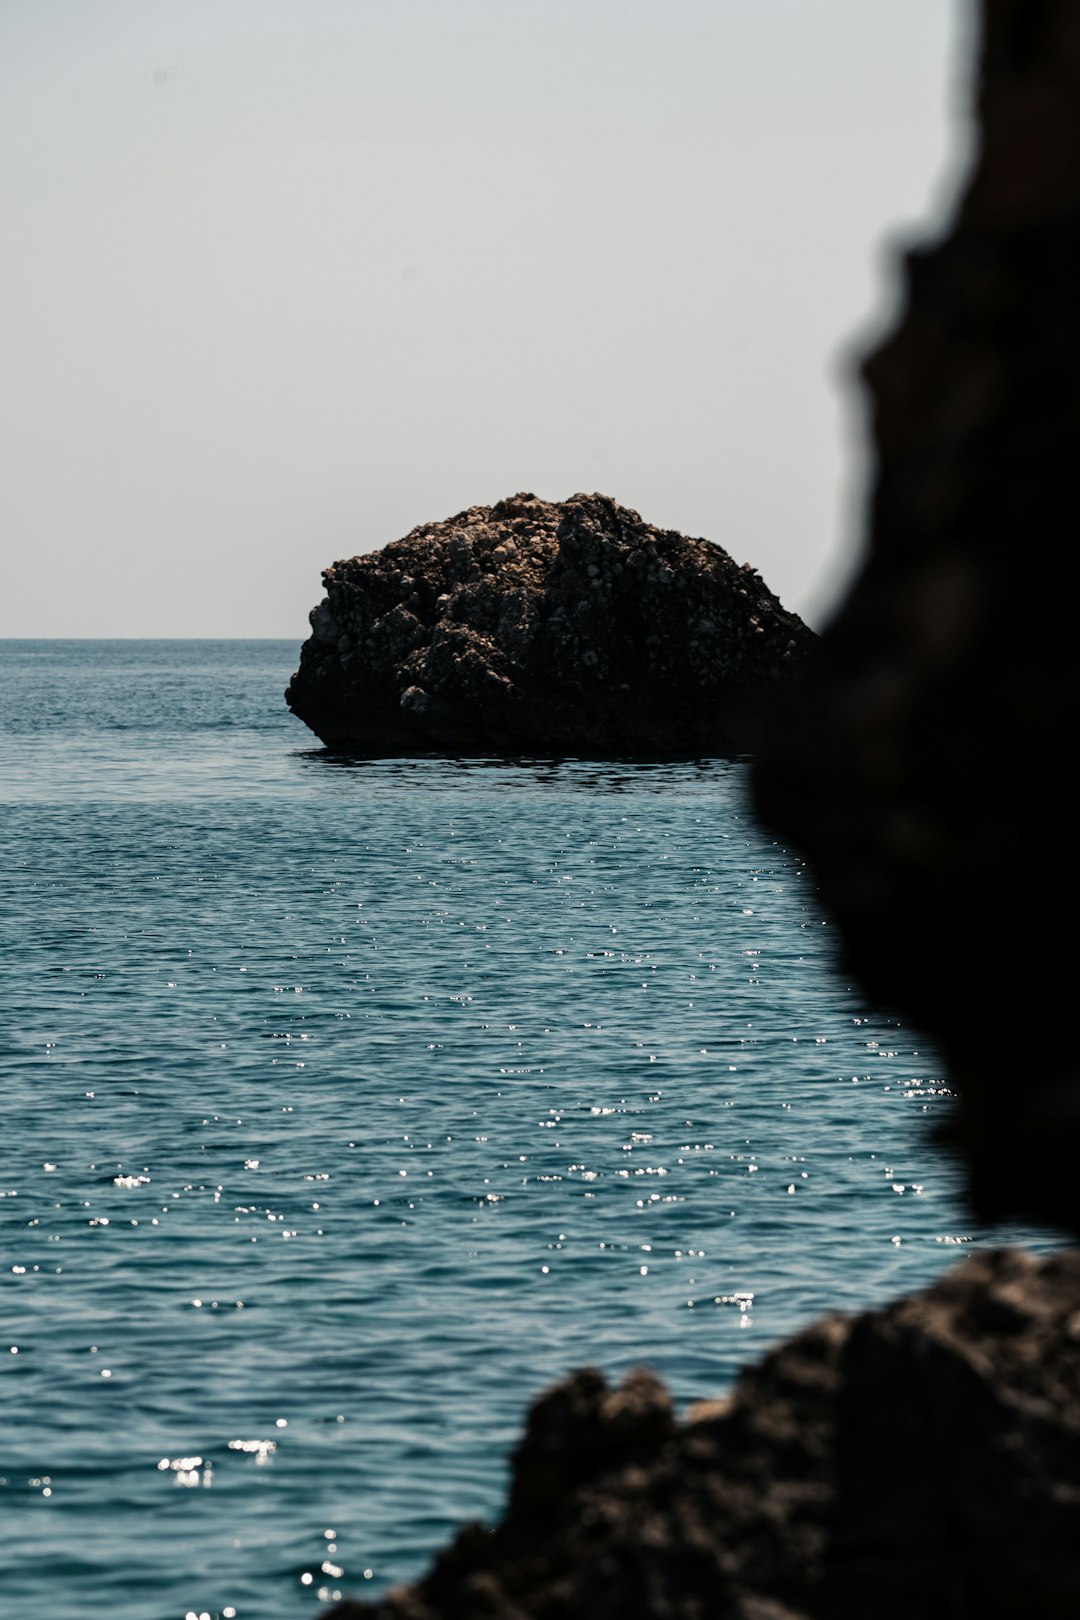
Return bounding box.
[318,4,1080,1617]
[752,0,1080,1231]
[286,493,812,754]
[325,1248,1080,1619]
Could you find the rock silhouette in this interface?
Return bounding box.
[286,493,812,754]
[326,1249,1080,1619]
[752,0,1080,1232]
[322,3,1080,1615]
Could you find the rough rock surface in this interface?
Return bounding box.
[314,6,1080,1618]
[286,494,812,754]
[325,1247,1080,1619]
[752,0,1080,1231]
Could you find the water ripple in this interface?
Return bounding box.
[0,641,1060,1619]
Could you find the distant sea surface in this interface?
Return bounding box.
[0,641,1055,1619]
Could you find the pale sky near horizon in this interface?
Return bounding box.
[1,0,972,639]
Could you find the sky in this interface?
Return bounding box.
[1,0,973,639]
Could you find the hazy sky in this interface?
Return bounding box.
[1,0,972,639]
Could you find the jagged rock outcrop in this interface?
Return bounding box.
[751,0,1080,1231]
[314,7,1080,1618]
[326,1247,1080,1619]
[286,494,812,754]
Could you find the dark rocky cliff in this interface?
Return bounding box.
[286,493,812,754]
[320,3,1080,1614]
[752,0,1080,1233]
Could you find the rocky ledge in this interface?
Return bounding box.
[326,1247,1080,1620]
[286,494,812,754]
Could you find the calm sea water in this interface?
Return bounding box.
[0,641,1053,1620]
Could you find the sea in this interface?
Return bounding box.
[0,639,1057,1620]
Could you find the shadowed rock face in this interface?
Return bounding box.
[326,1249,1080,1620]
[286,493,812,755]
[316,6,1080,1616]
[752,0,1080,1231]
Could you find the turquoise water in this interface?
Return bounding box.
[0,641,1051,1619]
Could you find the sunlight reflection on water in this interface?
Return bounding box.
[0,641,1060,1619]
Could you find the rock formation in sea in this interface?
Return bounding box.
[326,1248,1080,1620]
[286,494,813,754]
[751,0,1080,1233]
[321,4,1080,1615]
